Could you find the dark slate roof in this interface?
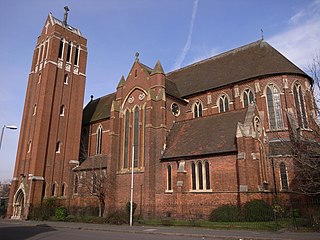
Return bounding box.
[166,40,310,97]
[82,93,116,125]
[161,109,248,160]
[269,140,293,157]
[165,78,183,100]
[75,155,108,171]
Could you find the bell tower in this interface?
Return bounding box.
[8,7,87,219]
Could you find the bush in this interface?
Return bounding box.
[209,205,240,222]
[55,206,68,221]
[106,210,128,225]
[243,200,273,221]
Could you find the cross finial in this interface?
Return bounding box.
[63,6,70,26]
[261,29,264,40]
[135,52,139,62]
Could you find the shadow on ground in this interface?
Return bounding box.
[0,224,56,240]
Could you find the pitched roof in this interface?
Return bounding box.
[161,109,248,160]
[82,93,116,125]
[167,40,310,97]
[75,155,108,171]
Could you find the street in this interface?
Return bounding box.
[0,222,210,240]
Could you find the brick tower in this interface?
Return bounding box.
[8,8,87,219]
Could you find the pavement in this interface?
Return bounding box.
[1,219,320,240]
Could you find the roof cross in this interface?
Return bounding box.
[63,6,70,26]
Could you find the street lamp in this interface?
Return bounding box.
[0,125,18,151]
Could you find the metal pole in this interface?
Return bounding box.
[130,145,134,227]
[0,125,5,151]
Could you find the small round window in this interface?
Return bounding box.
[171,103,180,116]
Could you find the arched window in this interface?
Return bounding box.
[60,105,65,116]
[133,107,139,168]
[279,162,288,190]
[74,45,80,65]
[27,140,32,153]
[92,173,97,193]
[32,104,37,116]
[74,175,79,194]
[55,141,61,153]
[123,110,130,168]
[205,161,210,190]
[96,125,103,155]
[61,183,65,197]
[51,183,56,196]
[66,41,72,62]
[191,162,196,190]
[293,83,308,128]
[243,89,254,107]
[64,74,68,84]
[193,101,203,118]
[266,84,283,129]
[198,162,203,190]
[58,38,64,59]
[167,165,172,191]
[219,94,229,112]
[191,161,211,191]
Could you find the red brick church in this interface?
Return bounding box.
[8,11,319,220]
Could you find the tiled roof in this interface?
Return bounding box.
[75,155,108,171]
[166,40,310,97]
[82,93,116,125]
[161,109,248,160]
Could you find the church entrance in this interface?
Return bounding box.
[12,188,25,219]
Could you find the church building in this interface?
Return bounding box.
[8,10,319,220]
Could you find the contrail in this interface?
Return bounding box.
[174,0,199,69]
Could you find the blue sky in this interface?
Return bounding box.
[0,0,319,181]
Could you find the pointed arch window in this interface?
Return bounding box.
[167,165,172,191]
[279,162,288,190]
[193,101,203,118]
[205,161,211,190]
[66,41,72,62]
[92,172,97,193]
[56,141,61,153]
[60,105,65,116]
[74,175,79,194]
[293,83,308,128]
[219,95,229,112]
[243,89,254,107]
[58,38,64,59]
[64,74,68,84]
[74,45,80,66]
[191,161,211,191]
[61,183,66,197]
[133,107,139,168]
[266,84,283,129]
[51,183,56,196]
[32,104,37,116]
[27,140,32,153]
[96,125,103,155]
[123,110,130,168]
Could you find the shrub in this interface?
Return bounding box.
[209,204,240,222]
[106,210,128,225]
[243,200,273,221]
[55,206,68,221]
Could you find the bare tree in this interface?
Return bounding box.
[309,52,320,115]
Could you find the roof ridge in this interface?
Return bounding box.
[168,40,263,76]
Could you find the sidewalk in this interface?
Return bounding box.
[2,219,320,240]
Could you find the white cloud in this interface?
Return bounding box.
[174,0,199,69]
[269,0,320,71]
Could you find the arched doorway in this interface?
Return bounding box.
[12,188,25,219]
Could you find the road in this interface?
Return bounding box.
[0,222,210,240]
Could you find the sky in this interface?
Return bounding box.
[0,0,319,182]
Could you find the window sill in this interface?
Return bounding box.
[165,190,173,194]
[189,189,212,193]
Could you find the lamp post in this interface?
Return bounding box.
[0,125,18,151]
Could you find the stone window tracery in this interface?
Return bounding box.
[266,84,283,129]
